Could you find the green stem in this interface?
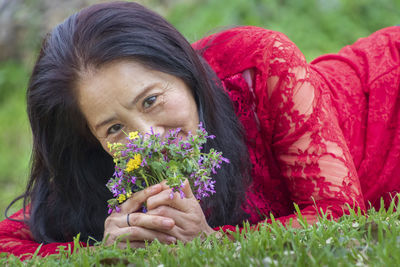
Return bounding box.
[140,169,150,188]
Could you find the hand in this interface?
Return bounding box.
[146,180,215,243]
[103,184,177,248]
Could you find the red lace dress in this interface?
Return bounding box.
[1,26,399,259]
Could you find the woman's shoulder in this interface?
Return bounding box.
[311,26,400,87]
[192,26,279,49]
[193,26,295,78]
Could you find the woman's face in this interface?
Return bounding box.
[76,60,199,154]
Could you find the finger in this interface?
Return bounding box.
[146,188,191,212]
[146,205,189,229]
[116,241,146,249]
[120,184,162,213]
[159,179,195,199]
[145,203,215,243]
[141,206,208,243]
[181,179,195,199]
[159,180,169,190]
[112,212,175,230]
[104,232,146,248]
[113,226,177,244]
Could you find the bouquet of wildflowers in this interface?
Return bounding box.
[106,123,229,214]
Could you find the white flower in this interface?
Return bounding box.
[262,256,278,267]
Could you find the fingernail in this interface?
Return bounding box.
[162,219,173,227]
[167,236,176,243]
[150,184,160,193]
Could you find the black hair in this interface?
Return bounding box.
[6,1,251,244]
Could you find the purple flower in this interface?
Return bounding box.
[141,157,148,167]
[126,143,133,149]
[221,157,230,163]
[107,204,113,214]
[106,123,228,214]
[179,189,185,199]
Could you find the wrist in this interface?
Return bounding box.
[204,225,216,236]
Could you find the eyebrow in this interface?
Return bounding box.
[93,82,161,132]
[94,116,117,132]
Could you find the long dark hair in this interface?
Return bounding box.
[6,1,251,243]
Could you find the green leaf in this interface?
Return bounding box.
[149,161,165,174]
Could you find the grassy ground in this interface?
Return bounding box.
[2,202,400,266]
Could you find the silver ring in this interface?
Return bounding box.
[127,213,131,227]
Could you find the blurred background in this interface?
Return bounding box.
[0,0,399,220]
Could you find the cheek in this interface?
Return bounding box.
[99,141,112,156]
[164,95,197,123]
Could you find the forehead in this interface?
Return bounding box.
[75,61,144,125]
[77,60,178,96]
[77,61,161,105]
[78,60,146,95]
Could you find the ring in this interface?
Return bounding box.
[127,213,131,227]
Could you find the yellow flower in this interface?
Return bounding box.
[107,142,112,151]
[125,154,142,172]
[126,191,132,198]
[129,131,139,140]
[117,194,126,204]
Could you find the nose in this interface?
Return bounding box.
[126,118,165,139]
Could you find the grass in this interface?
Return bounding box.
[2,200,400,266]
[0,61,31,219]
[0,0,399,264]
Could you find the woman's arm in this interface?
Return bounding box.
[264,32,365,227]
[196,27,366,232]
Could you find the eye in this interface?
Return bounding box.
[143,95,157,109]
[107,124,123,135]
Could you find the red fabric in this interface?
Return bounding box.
[0,207,85,260]
[1,26,399,258]
[195,26,400,230]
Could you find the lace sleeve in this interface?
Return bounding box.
[267,33,365,226]
[0,208,85,260]
[194,26,368,231]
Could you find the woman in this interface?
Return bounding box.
[1,1,399,259]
